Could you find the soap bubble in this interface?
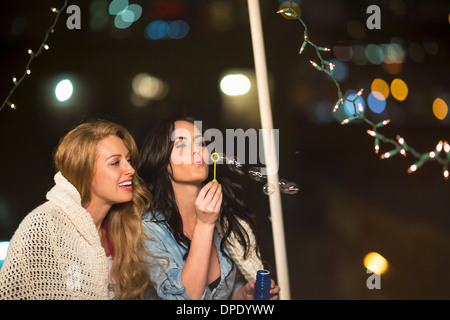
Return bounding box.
[262,183,275,196]
[207,152,244,175]
[248,167,267,182]
[224,155,244,175]
[209,153,299,195]
[278,178,288,188]
[280,181,299,195]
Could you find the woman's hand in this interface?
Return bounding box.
[268,280,280,300]
[234,280,280,300]
[194,181,222,225]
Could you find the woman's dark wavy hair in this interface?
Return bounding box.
[138,115,261,262]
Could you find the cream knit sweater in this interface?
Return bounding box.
[216,218,264,282]
[0,172,109,300]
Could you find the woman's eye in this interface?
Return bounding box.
[111,161,120,166]
[175,143,186,149]
[195,141,205,147]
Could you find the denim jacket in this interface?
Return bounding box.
[142,211,247,300]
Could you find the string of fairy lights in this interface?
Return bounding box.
[0,0,69,113]
[2,1,448,179]
[277,2,450,180]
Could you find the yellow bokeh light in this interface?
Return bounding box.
[390,78,408,101]
[364,252,388,274]
[371,78,390,99]
[278,1,301,20]
[432,98,448,120]
[346,20,366,40]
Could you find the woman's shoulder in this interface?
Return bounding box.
[14,200,72,236]
[142,210,165,223]
[18,201,56,226]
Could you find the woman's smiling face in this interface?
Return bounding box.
[88,135,135,210]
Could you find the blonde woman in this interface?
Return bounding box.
[0,119,152,300]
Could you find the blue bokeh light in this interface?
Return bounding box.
[368,91,387,114]
[0,241,10,270]
[145,20,190,40]
[343,90,366,117]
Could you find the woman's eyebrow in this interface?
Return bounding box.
[106,152,130,160]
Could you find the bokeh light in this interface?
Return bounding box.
[351,44,367,65]
[109,0,142,29]
[333,45,352,62]
[364,252,388,274]
[343,90,366,116]
[408,42,425,63]
[365,44,383,64]
[131,73,168,102]
[109,0,128,15]
[145,20,190,40]
[367,91,386,114]
[390,78,408,101]
[346,20,366,40]
[371,78,389,99]
[55,79,73,102]
[432,98,448,120]
[278,1,301,20]
[382,42,406,64]
[0,241,9,270]
[220,74,252,96]
[328,59,348,82]
[89,0,109,32]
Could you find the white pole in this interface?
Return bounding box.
[247,0,291,300]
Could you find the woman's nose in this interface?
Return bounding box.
[124,161,135,176]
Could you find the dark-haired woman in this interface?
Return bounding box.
[138,116,279,300]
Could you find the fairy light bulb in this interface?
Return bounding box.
[358,103,364,113]
[436,141,443,152]
[276,8,290,14]
[310,60,322,71]
[333,98,343,112]
[444,142,450,153]
[299,41,307,54]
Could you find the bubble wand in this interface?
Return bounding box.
[211,152,220,182]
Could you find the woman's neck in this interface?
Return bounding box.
[85,201,111,233]
[171,181,202,237]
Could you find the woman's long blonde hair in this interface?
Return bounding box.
[54,119,152,300]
